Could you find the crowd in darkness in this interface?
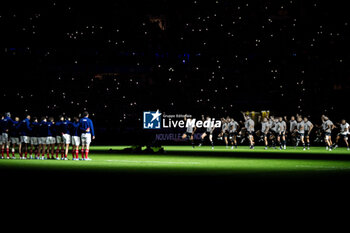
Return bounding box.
[1,1,350,143]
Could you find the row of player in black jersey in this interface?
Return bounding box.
[181,113,349,151]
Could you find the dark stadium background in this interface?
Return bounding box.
[1,0,350,144]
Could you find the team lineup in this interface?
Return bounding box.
[1,109,349,162]
[0,111,95,160]
[182,112,349,151]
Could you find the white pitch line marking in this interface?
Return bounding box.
[106,160,200,165]
[296,165,350,170]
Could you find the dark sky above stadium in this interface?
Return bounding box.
[1,0,350,128]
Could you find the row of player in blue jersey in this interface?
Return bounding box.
[181,113,349,151]
[0,111,95,160]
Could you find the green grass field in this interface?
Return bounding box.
[1,145,350,183]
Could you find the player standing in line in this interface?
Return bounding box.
[181,115,196,148]
[276,117,287,150]
[9,116,21,159]
[335,119,349,150]
[61,117,72,160]
[296,117,306,150]
[79,111,95,160]
[55,116,64,159]
[46,117,56,159]
[0,114,7,159]
[38,117,47,160]
[261,117,270,150]
[228,117,240,149]
[243,113,255,149]
[199,115,215,149]
[19,114,32,159]
[29,117,40,159]
[303,117,314,150]
[1,113,16,159]
[289,116,298,147]
[322,116,334,151]
[71,117,81,160]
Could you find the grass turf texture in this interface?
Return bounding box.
[1,146,350,184]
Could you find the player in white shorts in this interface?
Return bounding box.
[71,117,81,160]
[81,134,91,146]
[38,117,47,160]
[9,117,21,159]
[45,117,56,159]
[335,119,349,150]
[29,117,40,159]
[54,116,64,159]
[79,111,95,160]
[19,114,32,159]
[61,117,72,160]
[1,113,16,159]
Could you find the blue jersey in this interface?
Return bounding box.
[55,121,63,136]
[61,120,72,135]
[9,121,20,137]
[70,122,80,136]
[79,117,95,136]
[19,118,32,136]
[1,117,15,133]
[38,121,47,137]
[46,121,55,136]
[31,122,40,137]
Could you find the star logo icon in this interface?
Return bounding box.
[150,110,161,122]
[143,110,162,129]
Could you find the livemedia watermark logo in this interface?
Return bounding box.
[143,110,221,129]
